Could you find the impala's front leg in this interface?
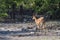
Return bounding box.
[36,24,41,32]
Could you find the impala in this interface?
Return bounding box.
[32,15,46,30]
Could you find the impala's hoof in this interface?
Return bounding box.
[36,28,39,30]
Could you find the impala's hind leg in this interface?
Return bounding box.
[42,22,46,29]
[42,22,47,35]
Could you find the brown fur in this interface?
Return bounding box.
[32,15,45,30]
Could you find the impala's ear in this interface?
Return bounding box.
[33,14,34,16]
[33,14,35,16]
[33,13,35,16]
[33,15,35,17]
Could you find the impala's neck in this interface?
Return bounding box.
[33,16,37,21]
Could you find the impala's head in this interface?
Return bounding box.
[32,15,36,20]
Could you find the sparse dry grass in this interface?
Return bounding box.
[5,36,60,40]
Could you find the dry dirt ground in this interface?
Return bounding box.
[0,36,60,40]
[0,21,60,40]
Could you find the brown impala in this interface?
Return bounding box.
[32,15,46,30]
